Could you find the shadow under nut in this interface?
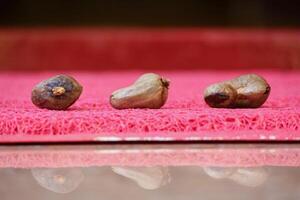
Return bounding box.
[204,74,271,108]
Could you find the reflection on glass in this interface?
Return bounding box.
[112,166,171,190]
[203,167,268,187]
[31,168,85,194]
[229,168,268,187]
[203,167,235,179]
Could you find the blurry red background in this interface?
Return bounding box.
[0,0,299,71]
[0,28,299,71]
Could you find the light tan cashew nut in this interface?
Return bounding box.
[110,73,170,109]
[204,74,271,108]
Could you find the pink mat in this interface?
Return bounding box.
[1,145,300,168]
[0,70,299,142]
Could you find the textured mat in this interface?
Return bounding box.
[1,145,300,168]
[0,70,299,142]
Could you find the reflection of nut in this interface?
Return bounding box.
[228,168,268,187]
[203,167,236,179]
[31,168,84,194]
[110,73,170,109]
[53,175,66,184]
[112,166,171,190]
[204,74,270,108]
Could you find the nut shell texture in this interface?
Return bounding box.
[31,75,83,110]
[110,73,169,109]
[204,74,270,108]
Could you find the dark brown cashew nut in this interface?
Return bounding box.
[31,75,83,110]
[204,74,271,108]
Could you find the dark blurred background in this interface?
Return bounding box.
[0,0,299,71]
[0,0,299,27]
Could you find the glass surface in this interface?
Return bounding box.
[0,144,300,199]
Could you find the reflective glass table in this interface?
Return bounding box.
[0,143,300,200]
